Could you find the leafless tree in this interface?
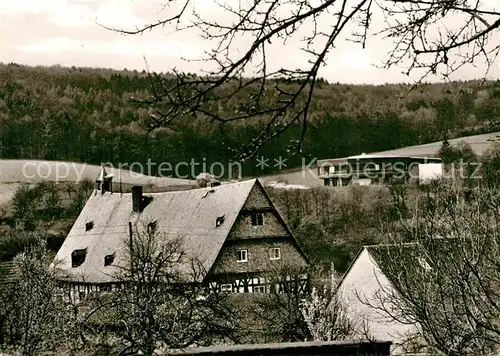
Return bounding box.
[0,236,78,356]
[105,0,499,159]
[83,225,241,356]
[360,181,500,354]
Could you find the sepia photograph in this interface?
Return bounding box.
[0,0,499,354]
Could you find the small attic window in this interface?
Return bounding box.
[147,220,158,235]
[216,215,225,227]
[71,248,87,268]
[104,253,115,266]
[251,213,264,226]
[418,257,432,271]
[237,249,248,263]
[85,221,94,231]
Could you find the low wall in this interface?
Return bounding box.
[170,340,391,355]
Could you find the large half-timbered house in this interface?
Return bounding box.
[52,172,309,300]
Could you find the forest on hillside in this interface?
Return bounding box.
[1,63,500,177]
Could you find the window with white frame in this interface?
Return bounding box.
[220,284,232,292]
[237,249,248,262]
[251,213,264,226]
[269,247,281,260]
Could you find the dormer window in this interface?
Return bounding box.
[216,215,225,227]
[85,221,94,231]
[202,189,216,198]
[72,248,87,268]
[251,213,263,226]
[104,253,115,266]
[147,220,157,235]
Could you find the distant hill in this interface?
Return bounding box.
[1,63,500,177]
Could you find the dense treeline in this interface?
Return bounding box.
[1,63,500,177]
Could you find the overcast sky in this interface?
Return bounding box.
[1,0,498,84]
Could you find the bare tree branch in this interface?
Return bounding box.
[105,0,500,159]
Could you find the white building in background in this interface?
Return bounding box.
[418,163,443,184]
[317,154,443,187]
